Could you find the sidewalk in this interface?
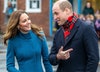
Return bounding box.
[0,34,7,72]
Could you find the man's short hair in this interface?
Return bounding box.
[59,0,72,11]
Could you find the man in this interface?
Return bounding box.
[49,0,99,72]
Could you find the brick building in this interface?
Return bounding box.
[0,0,52,36]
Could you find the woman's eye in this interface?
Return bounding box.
[28,18,30,20]
[22,20,26,23]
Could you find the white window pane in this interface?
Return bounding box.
[26,0,41,13]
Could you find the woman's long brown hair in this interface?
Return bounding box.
[3,10,43,45]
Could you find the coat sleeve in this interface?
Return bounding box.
[49,32,60,65]
[83,25,99,72]
[41,31,53,72]
[6,40,21,72]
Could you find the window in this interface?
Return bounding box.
[26,0,41,13]
[3,0,17,13]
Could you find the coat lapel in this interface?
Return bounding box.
[64,21,79,47]
[59,29,65,46]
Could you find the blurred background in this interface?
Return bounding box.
[0,0,100,72]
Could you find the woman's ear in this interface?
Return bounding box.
[17,25,19,30]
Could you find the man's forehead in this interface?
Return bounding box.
[52,6,59,13]
[52,3,59,10]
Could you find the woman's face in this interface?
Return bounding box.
[86,2,91,8]
[18,13,31,32]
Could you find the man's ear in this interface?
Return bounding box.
[65,8,71,14]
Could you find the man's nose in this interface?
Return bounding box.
[54,16,57,21]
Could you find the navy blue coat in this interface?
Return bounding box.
[49,19,99,72]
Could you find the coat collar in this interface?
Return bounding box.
[63,19,80,47]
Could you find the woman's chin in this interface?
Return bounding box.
[20,29,31,33]
[26,28,31,31]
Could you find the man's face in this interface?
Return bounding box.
[52,5,67,26]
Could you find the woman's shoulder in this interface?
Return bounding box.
[8,35,19,43]
[39,30,45,36]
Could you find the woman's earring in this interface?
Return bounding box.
[17,26,19,30]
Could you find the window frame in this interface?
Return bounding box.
[26,0,42,13]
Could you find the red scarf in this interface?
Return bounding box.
[62,13,78,38]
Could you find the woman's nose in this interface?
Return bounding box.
[27,20,31,23]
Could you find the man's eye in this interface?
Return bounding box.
[54,12,58,15]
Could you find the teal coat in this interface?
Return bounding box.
[6,30,53,72]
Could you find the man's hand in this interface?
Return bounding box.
[57,46,73,60]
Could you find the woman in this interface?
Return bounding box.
[6,1,14,18]
[82,1,94,16]
[5,1,14,24]
[3,10,53,72]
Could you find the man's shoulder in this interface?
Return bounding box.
[76,19,88,26]
[55,27,62,33]
[53,27,63,37]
